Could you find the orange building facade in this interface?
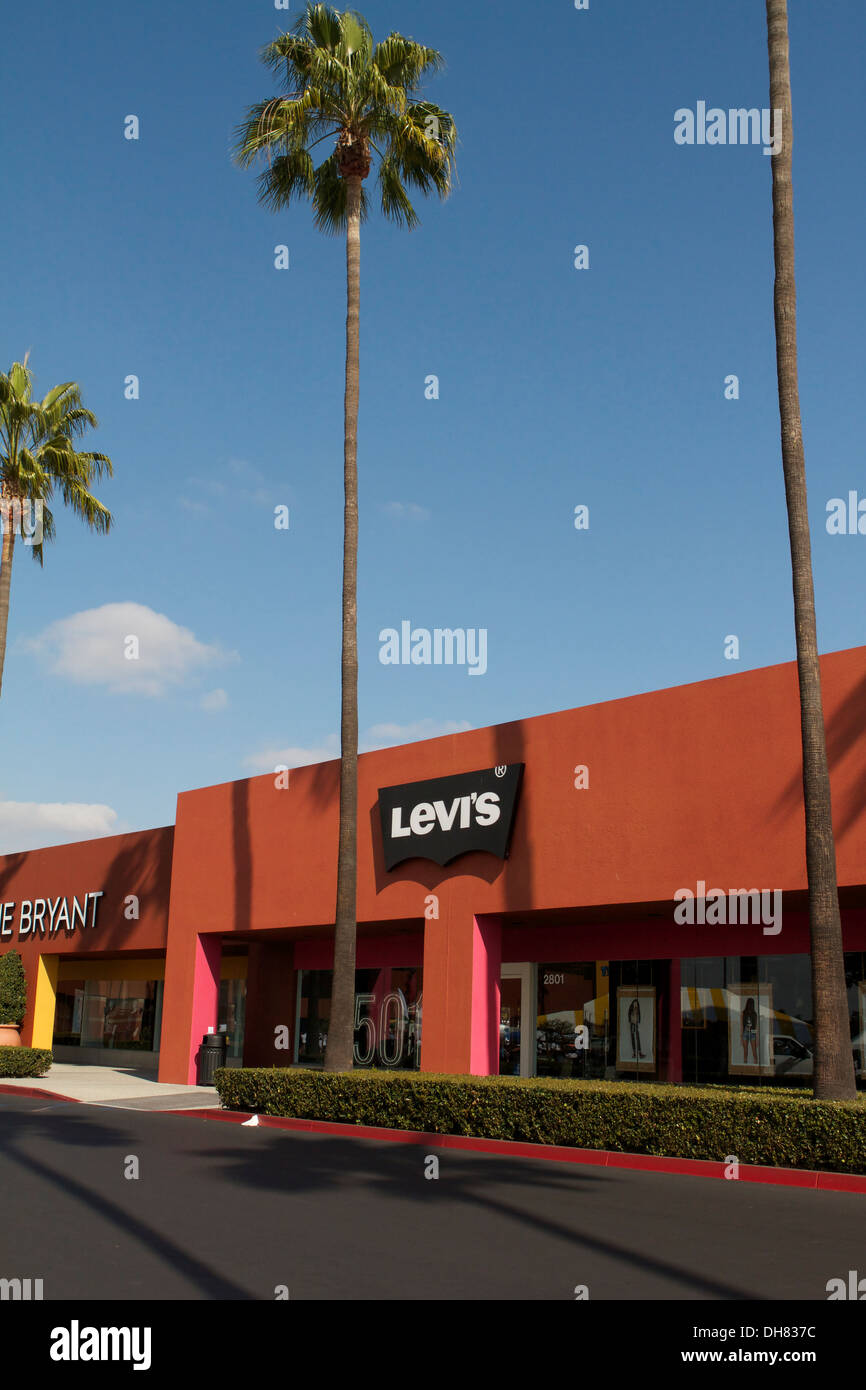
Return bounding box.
[3,647,866,1088]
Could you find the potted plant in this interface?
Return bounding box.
[0,949,27,1047]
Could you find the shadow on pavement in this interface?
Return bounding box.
[180,1124,759,1300]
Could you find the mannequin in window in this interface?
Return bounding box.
[628,997,645,1059]
[742,997,758,1065]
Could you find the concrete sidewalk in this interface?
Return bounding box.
[0,1063,220,1110]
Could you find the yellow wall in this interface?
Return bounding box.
[221,956,247,981]
[57,955,247,982]
[32,955,59,1050]
[58,958,166,982]
[44,955,247,1047]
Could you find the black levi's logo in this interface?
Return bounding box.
[378,765,524,870]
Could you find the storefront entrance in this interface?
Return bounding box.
[497,958,676,1082]
[51,960,166,1071]
[499,964,534,1076]
[295,965,423,1069]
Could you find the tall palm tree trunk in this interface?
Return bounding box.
[325,174,362,1072]
[766,0,855,1100]
[0,522,16,698]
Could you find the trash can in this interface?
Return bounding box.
[198,1031,228,1086]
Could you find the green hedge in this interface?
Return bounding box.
[0,950,27,1026]
[0,1047,53,1078]
[213,1068,866,1174]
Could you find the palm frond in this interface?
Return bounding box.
[257,147,317,212]
[0,361,113,565]
[27,498,56,566]
[311,151,370,233]
[235,4,457,231]
[373,35,444,91]
[295,3,345,54]
[377,155,420,229]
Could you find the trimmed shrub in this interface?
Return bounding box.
[0,1047,53,1078]
[0,949,27,1025]
[214,1068,866,1175]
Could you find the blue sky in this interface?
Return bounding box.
[1,0,864,850]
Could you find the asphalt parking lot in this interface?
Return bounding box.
[2,1093,864,1301]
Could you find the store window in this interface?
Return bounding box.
[53,979,161,1052]
[608,960,669,1081]
[680,957,730,1083]
[677,954,861,1087]
[682,955,783,1084]
[297,967,422,1069]
[535,960,669,1080]
[845,952,866,1080]
[218,978,246,1060]
[536,962,609,1079]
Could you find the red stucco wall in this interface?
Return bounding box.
[166,646,866,933]
[4,646,866,1077]
[0,827,173,1045]
[157,646,866,1078]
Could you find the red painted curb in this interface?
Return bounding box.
[0,1084,81,1103]
[168,1107,866,1193]
[6,1088,864,1193]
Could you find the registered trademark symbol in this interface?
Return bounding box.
[494,765,507,778]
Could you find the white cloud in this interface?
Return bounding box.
[226,458,264,484]
[362,719,472,749]
[244,734,339,773]
[25,603,236,697]
[181,460,277,517]
[190,477,228,499]
[244,719,472,773]
[382,502,431,522]
[201,688,229,712]
[0,800,121,854]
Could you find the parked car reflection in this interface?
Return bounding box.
[774,1034,862,1081]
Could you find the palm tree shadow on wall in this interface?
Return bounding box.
[0,850,26,898]
[772,670,866,842]
[0,828,173,955]
[232,777,252,933]
[229,759,341,931]
[262,729,532,1023]
[360,722,534,919]
[491,717,532,925]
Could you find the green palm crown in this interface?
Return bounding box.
[0,357,112,566]
[233,2,457,232]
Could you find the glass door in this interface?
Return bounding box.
[500,964,534,1077]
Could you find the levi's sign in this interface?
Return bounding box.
[378,765,524,870]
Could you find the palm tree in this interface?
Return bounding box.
[766,0,855,1100]
[234,4,456,1071]
[0,358,113,698]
